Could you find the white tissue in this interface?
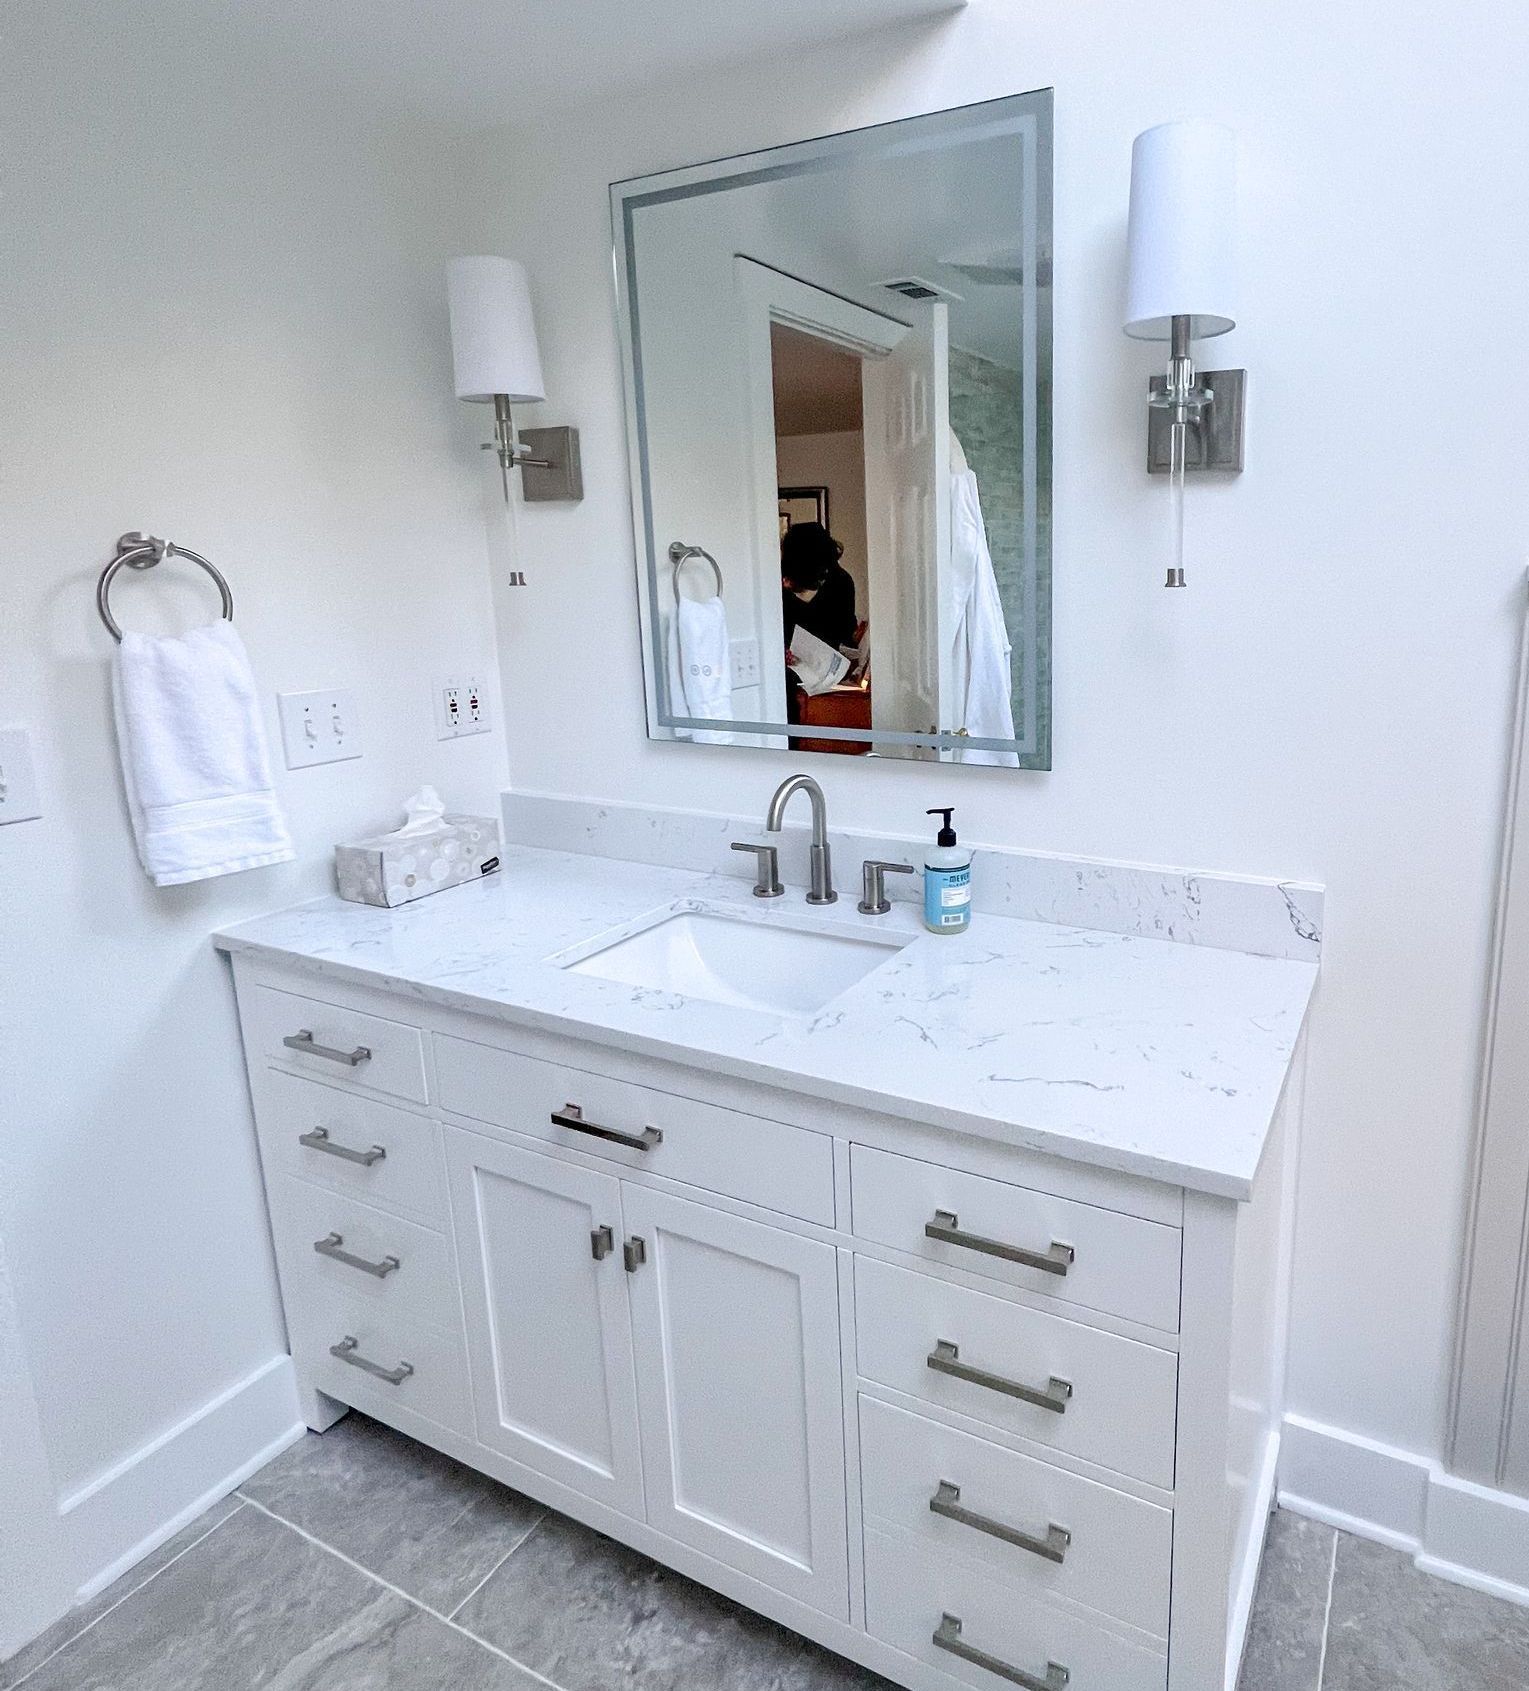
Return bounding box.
[392,786,447,837]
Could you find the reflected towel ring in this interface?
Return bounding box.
[97,532,235,643]
[668,541,723,605]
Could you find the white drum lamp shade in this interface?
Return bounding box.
[1124,121,1238,341]
[447,256,546,403]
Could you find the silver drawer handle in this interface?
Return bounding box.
[283,1029,372,1067]
[933,1613,1069,1691]
[299,1126,386,1167]
[926,1210,1074,1277]
[329,1336,413,1386]
[927,1339,1072,1414]
[929,1481,1071,1564]
[550,1103,663,1153]
[314,1232,400,1279]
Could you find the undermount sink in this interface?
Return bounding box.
[560,907,905,1016]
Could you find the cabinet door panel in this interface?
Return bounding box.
[446,1127,642,1517]
[624,1187,849,1618]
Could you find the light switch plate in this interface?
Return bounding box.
[729,638,761,690]
[277,689,362,769]
[0,728,41,823]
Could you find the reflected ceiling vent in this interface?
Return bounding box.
[878,275,963,303]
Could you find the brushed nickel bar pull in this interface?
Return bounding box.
[298,1126,386,1167]
[551,1103,663,1153]
[624,1236,647,1273]
[925,1210,1074,1277]
[929,1480,1071,1563]
[933,1614,1069,1691]
[329,1336,413,1386]
[313,1232,400,1279]
[283,1030,371,1068]
[926,1340,1072,1414]
[591,1225,615,1261]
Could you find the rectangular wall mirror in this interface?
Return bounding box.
[612,89,1052,768]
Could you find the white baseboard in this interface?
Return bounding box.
[60,1354,303,1602]
[1277,1410,1529,1609]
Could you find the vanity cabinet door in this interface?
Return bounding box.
[622,1186,849,1619]
[445,1127,644,1518]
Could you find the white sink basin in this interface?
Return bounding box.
[561,908,904,1016]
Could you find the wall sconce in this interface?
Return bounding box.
[447,256,583,503]
[1124,121,1243,587]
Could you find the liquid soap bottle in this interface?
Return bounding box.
[922,807,972,934]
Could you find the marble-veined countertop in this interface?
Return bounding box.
[214,846,1318,1200]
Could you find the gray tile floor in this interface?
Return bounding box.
[5,1413,1528,1690]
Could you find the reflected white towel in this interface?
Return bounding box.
[665,595,734,746]
[948,468,1020,767]
[112,622,295,885]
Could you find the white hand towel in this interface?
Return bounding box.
[112,621,295,885]
[666,595,734,746]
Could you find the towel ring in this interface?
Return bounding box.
[668,541,723,604]
[97,532,234,643]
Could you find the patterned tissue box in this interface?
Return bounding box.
[335,814,501,908]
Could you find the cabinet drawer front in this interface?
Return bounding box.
[854,1258,1177,1489]
[273,1178,455,1333]
[288,1286,471,1437]
[859,1397,1171,1638]
[435,1034,834,1225]
[248,985,426,1103]
[864,1526,1167,1691]
[851,1146,1181,1333]
[262,1072,445,1226]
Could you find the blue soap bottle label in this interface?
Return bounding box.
[924,864,971,930]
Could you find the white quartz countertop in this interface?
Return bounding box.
[214,846,1318,1200]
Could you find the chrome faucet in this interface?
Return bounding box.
[765,774,836,905]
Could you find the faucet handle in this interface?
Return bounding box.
[858,859,915,916]
[731,841,785,899]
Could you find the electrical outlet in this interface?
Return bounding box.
[278,689,362,769]
[436,675,491,739]
[0,727,41,823]
[729,638,761,689]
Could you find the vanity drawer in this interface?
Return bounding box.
[859,1397,1171,1638]
[261,1071,445,1227]
[851,1146,1182,1333]
[864,1525,1167,1691]
[434,1034,834,1225]
[273,1179,456,1334]
[854,1258,1177,1488]
[288,1285,471,1437]
[247,985,427,1104]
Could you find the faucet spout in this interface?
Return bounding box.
[765,774,836,905]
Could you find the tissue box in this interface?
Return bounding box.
[335,814,501,908]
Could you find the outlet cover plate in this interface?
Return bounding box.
[436,675,491,739]
[0,728,41,823]
[278,689,362,768]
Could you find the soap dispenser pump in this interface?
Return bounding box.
[923,807,973,934]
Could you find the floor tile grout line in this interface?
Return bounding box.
[445,1512,548,1622]
[236,1494,569,1691]
[1315,1527,1339,1691]
[5,1501,249,1691]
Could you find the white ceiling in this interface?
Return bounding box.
[92,0,964,131]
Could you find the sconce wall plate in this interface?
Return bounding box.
[1147,367,1245,474]
[518,426,583,502]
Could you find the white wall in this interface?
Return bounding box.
[0,10,504,1606]
[460,0,1529,1481]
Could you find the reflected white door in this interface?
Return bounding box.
[623,1185,849,1618]
[863,299,950,754]
[446,1130,644,1517]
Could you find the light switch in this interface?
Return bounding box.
[0,728,41,823]
[278,690,362,769]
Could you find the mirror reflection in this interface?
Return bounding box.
[614,91,1052,767]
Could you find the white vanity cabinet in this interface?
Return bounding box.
[229,955,1296,1691]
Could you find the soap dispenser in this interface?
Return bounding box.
[923,807,973,934]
